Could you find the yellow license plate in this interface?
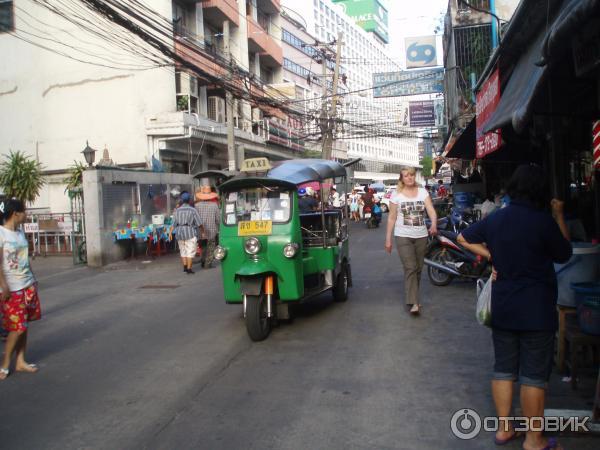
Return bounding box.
[238,220,272,236]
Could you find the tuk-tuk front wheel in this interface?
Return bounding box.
[246,294,271,341]
[333,264,349,302]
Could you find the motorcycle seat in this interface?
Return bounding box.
[438,229,458,240]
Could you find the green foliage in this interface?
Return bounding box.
[303,149,323,159]
[63,161,86,194]
[0,150,45,203]
[177,95,189,111]
[421,155,433,177]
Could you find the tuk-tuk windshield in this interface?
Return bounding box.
[223,186,292,225]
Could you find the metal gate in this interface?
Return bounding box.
[69,188,87,264]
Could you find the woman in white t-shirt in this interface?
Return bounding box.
[0,199,40,380]
[385,167,437,314]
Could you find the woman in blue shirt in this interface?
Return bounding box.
[458,165,571,450]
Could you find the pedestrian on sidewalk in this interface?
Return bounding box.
[349,189,360,221]
[0,199,41,380]
[194,185,220,269]
[384,167,437,315]
[171,191,204,274]
[457,164,571,450]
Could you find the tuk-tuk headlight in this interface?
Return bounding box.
[244,237,261,255]
[214,245,227,261]
[283,243,299,258]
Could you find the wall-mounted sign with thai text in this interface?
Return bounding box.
[373,68,444,98]
[409,101,435,127]
[476,68,502,158]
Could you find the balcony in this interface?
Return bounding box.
[200,0,239,27]
[258,0,280,14]
[173,26,227,80]
[247,16,283,67]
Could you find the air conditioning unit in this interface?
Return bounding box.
[189,76,198,97]
[242,120,252,133]
[252,108,263,122]
[176,71,191,95]
[208,96,226,123]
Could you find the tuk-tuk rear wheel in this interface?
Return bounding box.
[246,294,271,341]
[333,264,349,302]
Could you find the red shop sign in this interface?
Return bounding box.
[476,68,502,158]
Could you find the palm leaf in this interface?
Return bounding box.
[0,150,46,203]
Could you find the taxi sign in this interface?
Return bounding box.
[240,157,271,172]
[238,220,272,236]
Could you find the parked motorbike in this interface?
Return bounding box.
[448,206,478,233]
[424,229,491,286]
[364,204,382,228]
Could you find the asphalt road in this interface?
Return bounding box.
[1,222,597,449]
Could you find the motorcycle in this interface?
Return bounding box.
[424,229,491,286]
[448,206,478,233]
[364,203,382,228]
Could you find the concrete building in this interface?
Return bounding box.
[443,0,520,131]
[0,0,304,213]
[282,0,420,181]
[280,7,348,160]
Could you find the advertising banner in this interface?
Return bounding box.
[332,0,389,43]
[405,36,438,69]
[476,68,502,158]
[409,101,435,127]
[433,98,445,127]
[373,68,444,97]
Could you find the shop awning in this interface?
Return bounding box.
[482,29,547,134]
[483,0,599,134]
[444,118,476,159]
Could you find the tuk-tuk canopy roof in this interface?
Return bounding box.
[268,159,346,185]
[218,159,347,192]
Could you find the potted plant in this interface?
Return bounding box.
[177,95,189,112]
[0,150,45,203]
[63,161,86,197]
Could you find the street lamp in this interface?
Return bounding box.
[81,141,97,167]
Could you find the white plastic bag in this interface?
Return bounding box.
[476,276,493,327]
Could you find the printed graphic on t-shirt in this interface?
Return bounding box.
[399,201,425,226]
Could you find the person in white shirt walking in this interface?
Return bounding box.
[385,167,438,315]
[0,199,41,380]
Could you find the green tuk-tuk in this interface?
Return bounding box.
[209,158,353,341]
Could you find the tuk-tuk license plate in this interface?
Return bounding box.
[238,220,272,236]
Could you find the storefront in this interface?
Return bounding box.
[445,0,600,240]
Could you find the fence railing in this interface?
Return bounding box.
[24,212,85,257]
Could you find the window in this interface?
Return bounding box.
[223,187,292,225]
[0,0,13,32]
[457,0,490,12]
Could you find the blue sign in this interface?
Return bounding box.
[407,42,436,66]
[373,68,444,98]
[405,36,438,68]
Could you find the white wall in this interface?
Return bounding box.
[0,0,176,211]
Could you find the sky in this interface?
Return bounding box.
[387,0,448,68]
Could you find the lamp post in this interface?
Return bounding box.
[82,141,97,167]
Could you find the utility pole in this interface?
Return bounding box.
[226,90,236,171]
[322,32,343,160]
[223,19,236,171]
[319,47,329,156]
